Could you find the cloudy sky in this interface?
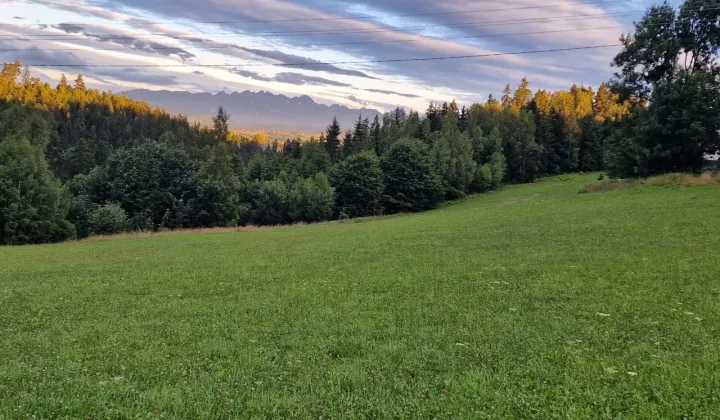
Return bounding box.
[0,0,676,111]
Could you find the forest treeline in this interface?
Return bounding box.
[1,0,718,245]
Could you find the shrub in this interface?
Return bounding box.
[88,203,129,235]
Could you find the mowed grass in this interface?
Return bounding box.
[1,174,719,419]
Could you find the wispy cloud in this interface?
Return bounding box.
[275,72,352,87]
[366,88,421,98]
[229,68,273,82]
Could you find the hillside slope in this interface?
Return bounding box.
[2,175,719,418]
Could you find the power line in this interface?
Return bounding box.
[0,26,630,53]
[7,1,624,26]
[0,11,642,40]
[20,44,621,68]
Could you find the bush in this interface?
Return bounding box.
[381,139,443,213]
[330,151,384,218]
[88,203,129,235]
[289,173,335,223]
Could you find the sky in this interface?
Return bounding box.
[0,0,674,112]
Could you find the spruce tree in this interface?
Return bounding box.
[501,84,512,108]
[213,106,230,142]
[74,74,86,91]
[325,116,342,158]
[370,114,381,154]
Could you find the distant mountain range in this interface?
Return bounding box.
[122,89,381,132]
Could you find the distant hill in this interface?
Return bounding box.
[122,89,381,132]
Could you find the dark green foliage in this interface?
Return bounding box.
[330,150,384,218]
[245,152,282,182]
[381,139,443,213]
[325,117,342,158]
[370,114,381,154]
[607,71,720,177]
[344,115,370,157]
[471,127,503,165]
[288,173,335,223]
[243,179,290,226]
[578,117,605,171]
[608,0,720,177]
[613,2,679,100]
[298,140,331,178]
[188,143,244,227]
[500,110,543,183]
[0,108,75,245]
[95,143,197,230]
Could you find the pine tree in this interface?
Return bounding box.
[342,130,352,153]
[74,74,86,91]
[501,84,512,108]
[57,74,69,91]
[459,106,469,132]
[325,116,342,158]
[346,114,370,157]
[426,102,442,132]
[213,106,230,142]
[370,114,381,154]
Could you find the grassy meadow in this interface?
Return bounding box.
[1,174,719,418]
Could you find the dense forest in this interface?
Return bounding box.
[1,0,718,245]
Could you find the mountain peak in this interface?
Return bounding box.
[123,89,380,132]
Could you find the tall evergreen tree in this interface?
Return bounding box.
[57,74,69,91]
[501,84,513,108]
[370,114,381,154]
[73,74,86,91]
[325,116,342,158]
[213,106,230,142]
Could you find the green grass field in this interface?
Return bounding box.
[2,174,719,419]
